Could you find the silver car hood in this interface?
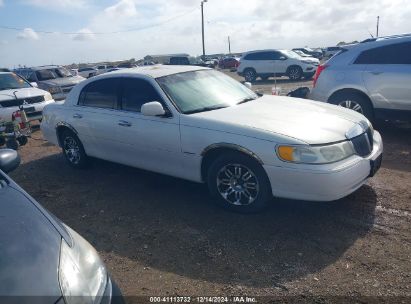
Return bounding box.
[187,95,368,145]
[40,76,84,87]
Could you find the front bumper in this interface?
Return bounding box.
[101,276,125,304]
[264,131,383,201]
[0,99,55,123]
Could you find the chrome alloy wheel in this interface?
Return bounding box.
[216,164,259,206]
[63,136,81,165]
[338,100,363,113]
[288,67,301,80]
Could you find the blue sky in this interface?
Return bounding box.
[1,0,410,68]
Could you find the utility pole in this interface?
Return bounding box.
[376,16,380,38]
[201,0,208,60]
[228,36,231,54]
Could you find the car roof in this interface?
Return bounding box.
[107,65,210,78]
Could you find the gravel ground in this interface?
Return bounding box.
[8,72,411,303]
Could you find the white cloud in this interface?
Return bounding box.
[17,28,40,40]
[22,0,87,10]
[73,28,96,41]
[104,0,138,18]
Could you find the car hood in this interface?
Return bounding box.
[39,75,84,87]
[0,181,62,299]
[184,95,367,145]
[0,87,48,101]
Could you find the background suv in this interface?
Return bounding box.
[309,34,411,122]
[238,49,319,82]
[15,66,85,101]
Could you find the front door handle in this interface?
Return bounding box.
[118,120,132,127]
[369,71,383,75]
[73,113,83,119]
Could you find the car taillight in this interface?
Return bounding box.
[313,64,328,88]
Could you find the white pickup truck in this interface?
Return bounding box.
[41,66,383,213]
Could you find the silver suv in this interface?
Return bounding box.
[237,49,319,82]
[309,35,411,122]
[15,66,85,101]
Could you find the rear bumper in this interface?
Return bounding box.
[264,131,383,201]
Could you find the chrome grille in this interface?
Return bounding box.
[351,128,373,157]
[0,96,45,108]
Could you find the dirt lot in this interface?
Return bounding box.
[8,73,411,303]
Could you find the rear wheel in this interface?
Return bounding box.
[329,92,374,122]
[207,152,271,213]
[244,68,257,83]
[61,130,88,168]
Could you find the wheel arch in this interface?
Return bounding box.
[328,88,374,108]
[56,122,78,147]
[200,143,263,182]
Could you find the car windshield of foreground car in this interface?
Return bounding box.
[157,70,258,114]
[0,73,31,91]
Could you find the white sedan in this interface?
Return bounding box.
[41,66,383,213]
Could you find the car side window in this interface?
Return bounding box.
[120,78,162,113]
[79,78,120,109]
[27,72,37,82]
[354,42,411,64]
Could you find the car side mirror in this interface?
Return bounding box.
[0,149,21,173]
[30,82,38,88]
[141,101,166,117]
[244,82,252,89]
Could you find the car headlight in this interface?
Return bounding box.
[277,141,355,164]
[47,86,61,94]
[59,225,107,304]
[302,60,314,65]
[44,92,53,101]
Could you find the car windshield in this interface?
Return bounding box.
[36,69,58,81]
[0,73,31,90]
[157,70,258,114]
[282,50,302,59]
[54,68,72,78]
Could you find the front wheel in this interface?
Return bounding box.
[207,152,272,213]
[61,130,88,168]
[287,66,303,81]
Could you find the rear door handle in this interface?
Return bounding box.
[118,120,132,127]
[73,113,83,119]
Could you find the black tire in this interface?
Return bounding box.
[17,136,28,146]
[60,130,88,168]
[261,76,269,81]
[6,139,19,150]
[304,73,314,80]
[207,152,272,213]
[243,68,257,83]
[329,92,374,122]
[0,137,5,146]
[287,66,303,81]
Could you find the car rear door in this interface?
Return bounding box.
[359,41,411,111]
[71,78,122,161]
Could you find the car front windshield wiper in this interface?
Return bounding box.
[184,104,229,114]
[237,96,258,105]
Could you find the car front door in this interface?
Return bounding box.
[113,77,182,176]
[360,41,411,111]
